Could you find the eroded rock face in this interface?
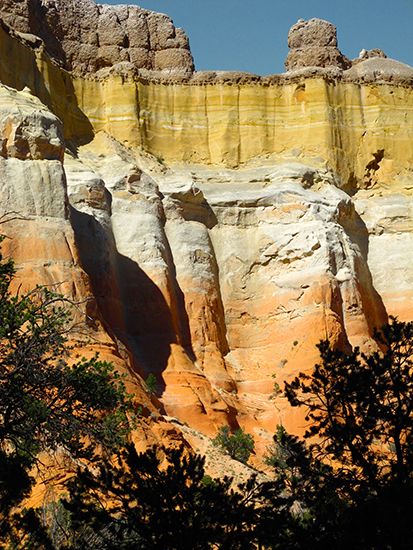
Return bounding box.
[353,189,413,323]
[59,134,392,441]
[0,86,64,162]
[0,85,67,219]
[0,0,194,75]
[285,18,351,71]
[0,83,182,466]
[63,133,236,434]
[1,4,413,463]
[357,48,387,61]
[0,83,93,321]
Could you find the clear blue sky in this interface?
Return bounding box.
[100,0,413,76]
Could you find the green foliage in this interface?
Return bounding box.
[269,375,281,398]
[0,238,133,547]
[144,372,158,397]
[212,425,255,464]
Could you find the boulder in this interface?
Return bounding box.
[285,18,351,71]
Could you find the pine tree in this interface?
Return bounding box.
[0,237,134,547]
[282,318,413,549]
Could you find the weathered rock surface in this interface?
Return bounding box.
[356,48,387,61]
[285,18,351,72]
[0,82,192,476]
[353,187,413,323]
[61,135,393,443]
[0,0,194,75]
[343,57,413,85]
[1,7,412,181]
[64,133,236,435]
[0,84,75,291]
[0,89,380,444]
[0,2,413,466]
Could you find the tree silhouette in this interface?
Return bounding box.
[0,238,134,547]
[63,443,285,549]
[282,317,413,549]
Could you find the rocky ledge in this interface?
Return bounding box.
[1,2,412,87]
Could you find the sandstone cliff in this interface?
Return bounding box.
[0,3,412,466]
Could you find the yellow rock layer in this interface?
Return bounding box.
[1,24,413,184]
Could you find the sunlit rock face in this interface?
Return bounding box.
[353,189,413,323]
[0,0,194,75]
[285,18,351,71]
[61,135,389,440]
[1,9,413,184]
[0,83,186,468]
[0,84,84,295]
[0,2,412,455]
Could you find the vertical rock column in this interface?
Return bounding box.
[162,179,233,389]
[0,85,95,323]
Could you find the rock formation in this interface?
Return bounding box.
[0,0,194,74]
[0,4,412,467]
[285,18,351,71]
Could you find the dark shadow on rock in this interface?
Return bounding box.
[341,207,388,339]
[162,233,195,362]
[70,206,176,377]
[180,200,218,230]
[116,251,177,373]
[27,0,67,69]
[163,193,218,230]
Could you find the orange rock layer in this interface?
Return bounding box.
[0,14,412,464]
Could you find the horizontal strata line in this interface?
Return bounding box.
[87,107,413,125]
[162,124,185,130]
[87,116,138,123]
[87,117,413,133]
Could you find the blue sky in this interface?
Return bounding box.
[100,0,413,76]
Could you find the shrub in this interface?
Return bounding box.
[212,425,255,464]
[145,373,158,397]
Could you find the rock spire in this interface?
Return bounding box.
[285,18,350,71]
